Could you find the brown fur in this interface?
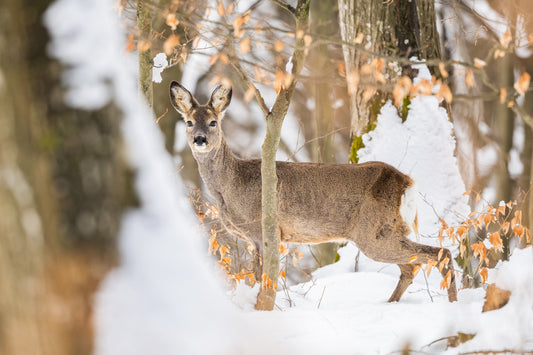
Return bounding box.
[170,82,458,302]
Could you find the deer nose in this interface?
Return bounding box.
[193,135,208,145]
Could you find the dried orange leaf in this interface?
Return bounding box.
[239,37,251,54]
[514,72,530,96]
[513,225,525,239]
[163,34,180,55]
[460,244,467,257]
[219,244,230,258]
[166,13,179,30]
[125,34,135,53]
[438,62,449,78]
[217,1,225,16]
[137,40,151,53]
[500,88,507,104]
[471,241,487,259]
[274,40,284,52]
[437,83,453,103]
[347,70,360,96]
[473,57,486,68]
[479,267,488,284]
[233,16,245,38]
[274,70,284,94]
[304,35,312,47]
[465,69,475,88]
[409,256,418,263]
[208,236,219,255]
[489,232,503,252]
[244,85,255,103]
[278,243,289,256]
[494,49,506,59]
[354,33,364,44]
[500,29,512,49]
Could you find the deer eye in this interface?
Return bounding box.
[209,121,217,127]
[186,121,193,127]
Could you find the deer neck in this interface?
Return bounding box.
[193,136,237,199]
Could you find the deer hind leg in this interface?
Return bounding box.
[392,239,458,302]
[388,264,415,302]
[248,241,262,285]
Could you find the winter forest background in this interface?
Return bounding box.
[1,0,533,354]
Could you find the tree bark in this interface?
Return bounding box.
[138,0,153,108]
[255,0,310,311]
[338,0,446,137]
[309,0,339,266]
[495,54,515,203]
[0,1,128,353]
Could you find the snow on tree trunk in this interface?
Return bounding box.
[45,0,241,353]
[338,0,447,138]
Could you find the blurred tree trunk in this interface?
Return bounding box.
[137,0,153,108]
[494,55,515,203]
[522,93,533,230]
[0,0,128,353]
[309,0,339,267]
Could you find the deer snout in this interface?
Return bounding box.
[193,135,208,146]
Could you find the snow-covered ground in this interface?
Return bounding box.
[231,243,533,355]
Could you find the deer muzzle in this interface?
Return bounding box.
[193,135,208,150]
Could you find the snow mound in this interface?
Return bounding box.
[358,85,470,241]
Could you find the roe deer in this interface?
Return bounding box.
[170,82,458,302]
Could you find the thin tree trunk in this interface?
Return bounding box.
[522,92,533,230]
[255,0,310,311]
[494,46,515,203]
[309,0,339,266]
[138,0,153,108]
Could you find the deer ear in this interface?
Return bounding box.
[208,85,232,115]
[170,81,197,115]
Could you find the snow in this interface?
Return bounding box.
[357,77,471,239]
[152,52,168,83]
[43,0,533,354]
[45,0,241,354]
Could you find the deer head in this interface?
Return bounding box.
[169,81,232,154]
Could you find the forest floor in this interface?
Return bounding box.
[231,244,533,355]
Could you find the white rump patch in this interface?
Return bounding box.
[400,184,417,229]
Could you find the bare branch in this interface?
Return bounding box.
[271,0,296,15]
[229,58,270,116]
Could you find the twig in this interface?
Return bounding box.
[421,269,434,303]
[155,107,169,123]
[317,286,326,309]
[271,0,296,14]
[460,350,533,355]
[229,59,270,116]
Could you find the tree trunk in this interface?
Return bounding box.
[338,0,445,141]
[138,0,153,108]
[255,0,310,311]
[0,1,128,353]
[309,0,339,267]
[494,43,515,204]
[338,0,417,137]
[523,93,533,230]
